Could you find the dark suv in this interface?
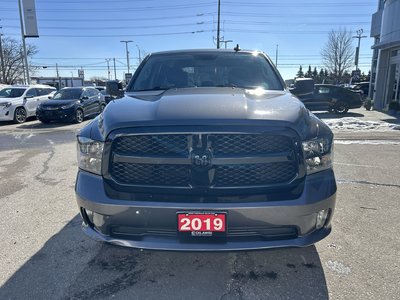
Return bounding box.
[75,49,336,251]
[37,87,105,123]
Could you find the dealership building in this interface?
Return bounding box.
[370,0,400,110]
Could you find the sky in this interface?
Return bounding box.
[0,0,378,81]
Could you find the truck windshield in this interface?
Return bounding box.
[52,89,82,100]
[130,52,283,92]
[0,88,26,98]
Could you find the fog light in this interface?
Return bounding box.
[316,209,329,229]
[81,208,94,226]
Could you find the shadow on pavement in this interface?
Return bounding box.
[0,216,329,300]
[16,121,83,130]
[314,112,365,119]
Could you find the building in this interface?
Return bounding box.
[370,0,400,110]
[31,77,84,90]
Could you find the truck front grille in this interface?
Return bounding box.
[108,132,301,189]
[214,163,297,187]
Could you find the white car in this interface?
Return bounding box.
[0,85,57,123]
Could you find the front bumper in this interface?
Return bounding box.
[75,170,336,251]
[37,108,75,121]
[0,107,14,121]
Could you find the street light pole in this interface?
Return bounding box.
[120,40,132,74]
[136,44,142,64]
[275,44,279,67]
[221,39,232,49]
[352,29,367,71]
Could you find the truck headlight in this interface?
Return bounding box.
[302,137,333,174]
[77,136,104,175]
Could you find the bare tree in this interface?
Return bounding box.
[0,36,38,84]
[321,28,354,83]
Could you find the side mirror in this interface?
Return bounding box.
[106,81,124,99]
[81,96,89,101]
[289,78,314,98]
[24,95,34,100]
[48,96,53,99]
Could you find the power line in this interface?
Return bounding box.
[1,2,215,12]
[0,13,211,23]
[220,11,371,18]
[223,1,375,7]
[221,28,371,35]
[3,22,210,31]
[3,30,211,38]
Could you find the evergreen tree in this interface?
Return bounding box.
[305,65,312,78]
[312,67,318,80]
[318,69,325,83]
[296,65,304,78]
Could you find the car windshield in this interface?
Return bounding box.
[0,88,26,98]
[130,52,283,92]
[52,89,82,100]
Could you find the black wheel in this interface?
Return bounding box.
[333,102,349,114]
[100,103,106,113]
[74,109,84,123]
[13,107,27,124]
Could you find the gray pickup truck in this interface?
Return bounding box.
[75,49,336,251]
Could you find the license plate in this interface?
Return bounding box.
[177,212,226,233]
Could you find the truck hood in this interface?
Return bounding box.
[94,87,321,140]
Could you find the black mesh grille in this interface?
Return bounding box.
[214,163,297,187]
[111,163,189,186]
[113,135,188,156]
[109,132,299,189]
[211,134,293,155]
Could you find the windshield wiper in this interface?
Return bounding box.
[133,86,176,92]
[216,84,258,89]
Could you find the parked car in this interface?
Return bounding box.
[0,85,57,123]
[349,82,370,99]
[75,49,336,251]
[297,84,363,114]
[36,87,105,123]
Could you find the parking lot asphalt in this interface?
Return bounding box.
[0,110,399,299]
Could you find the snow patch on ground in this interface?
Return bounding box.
[323,117,400,131]
[335,140,400,145]
[326,260,351,275]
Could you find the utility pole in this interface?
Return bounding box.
[113,58,116,80]
[55,63,59,77]
[353,29,367,71]
[56,63,61,89]
[120,40,132,74]
[105,58,111,80]
[18,0,30,84]
[275,44,279,67]
[0,31,6,83]
[217,0,221,49]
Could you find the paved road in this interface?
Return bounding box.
[0,114,399,299]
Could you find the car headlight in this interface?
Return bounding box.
[0,102,12,109]
[61,103,75,109]
[77,136,104,175]
[302,137,333,174]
